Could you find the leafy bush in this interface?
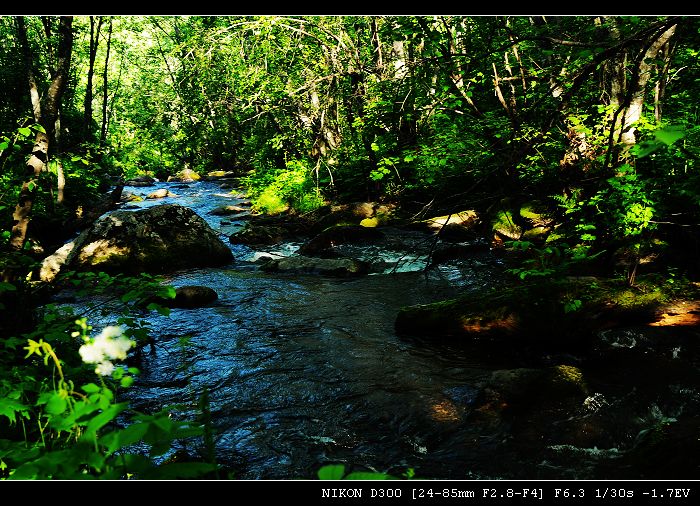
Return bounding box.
[244,159,326,214]
[0,272,217,479]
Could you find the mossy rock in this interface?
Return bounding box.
[260,255,370,277]
[411,210,479,236]
[395,277,684,348]
[485,365,588,403]
[492,209,522,240]
[312,202,391,232]
[167,168,200,182]
[229,224,285,246]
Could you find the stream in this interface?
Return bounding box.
[65,180,700,480]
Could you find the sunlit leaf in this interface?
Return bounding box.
[344,471,391,480]
[45,394,68,415]
[0,397,29,423]
[318,464,346,480]
[654,125,685,146]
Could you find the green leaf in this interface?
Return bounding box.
[0,141,9,150]
[27,181,36,192]
[45,394,68,415]
[654,125,685,146]
[0,397,29,423]
[318,464,346,480]
[87,451,105,472]
[18,127,31,137]
[101,422,149,454]
[344,471,391,480]
[120,376,134,388]
[0,281,17,292]
[81,383,100,394]
[32,124,46,133]
[83,402,128,437]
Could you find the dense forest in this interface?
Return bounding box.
[1,15,699,480]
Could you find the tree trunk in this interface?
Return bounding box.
[83,16,102,141]
[100,17,113,147]
[607,21,678,148]
[9,16,73,252]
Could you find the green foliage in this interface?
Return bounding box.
[317,464,394,480]
[0,271,213,480]
[244,159,325,214]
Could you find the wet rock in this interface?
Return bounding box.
[395,278,682,347]
[313,202,396,232]
[491,209,523,241]
[121,192,144,203]
[298,225,385,257]
[170,286,218,308]
[260,255,370,277]
[209,205,248,216]
[609,416,700,479]
[423,210,479,233]
[230,224,285,246]
[471,365,589,437]
[167,168,200,182]
[39,204,233,281]
[203,170,238,180]
[395,293,520,341]
[146,189,178,199]
[125,175,156,187]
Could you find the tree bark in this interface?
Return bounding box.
[100,17,113,147]
[83,16,102,141]
[9,16,73,252]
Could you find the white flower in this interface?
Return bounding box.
[97,326,124,340]
[77,325,135,374]
[95,361,115,376]
[100,335,134,360]
[79,343,104,364]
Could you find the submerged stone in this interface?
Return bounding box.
[171,286,219,308]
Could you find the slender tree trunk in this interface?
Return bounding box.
[10,16,73,252]
[606,21,677,149]
[83,16,102,141]
[100,17,112,147]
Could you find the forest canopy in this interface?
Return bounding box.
[1,15,699,481]
[1,15,698,280]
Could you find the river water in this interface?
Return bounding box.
[75,180,700,480]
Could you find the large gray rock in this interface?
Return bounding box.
[260,256,369,277]
[40,204,233,281]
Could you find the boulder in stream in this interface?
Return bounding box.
[395,278,693,348]
[125,175,156,187]
[170,286,219,308]
[147,188,178,199]
[210,205,248,216]
[40,204,233,281]
[167,168,200,182]
[260,255,369,277]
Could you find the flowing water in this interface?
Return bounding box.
[70,180,700,479]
